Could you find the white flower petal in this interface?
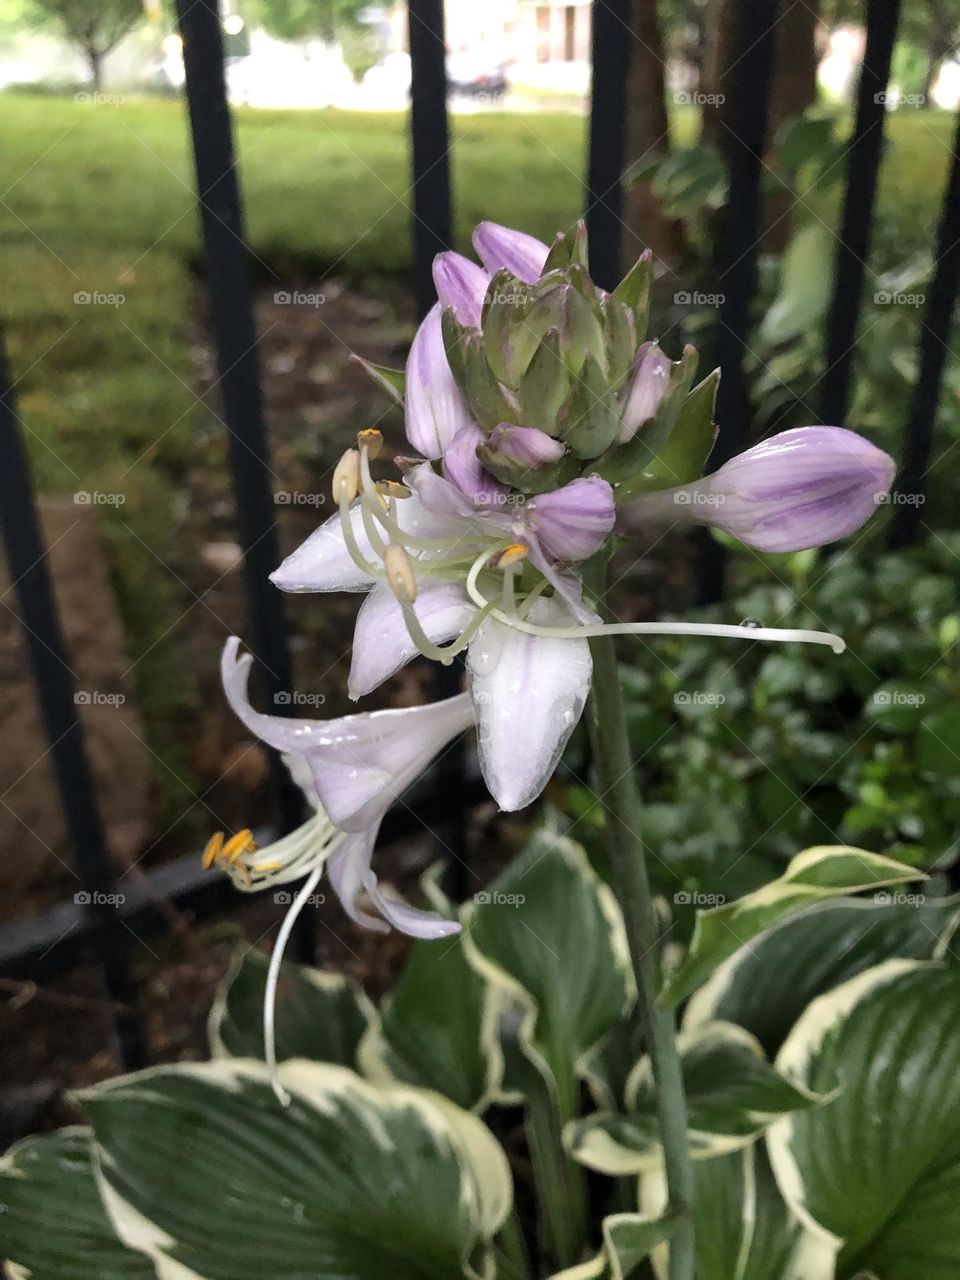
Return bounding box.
[328,827,388,932]
[467,596,592,811]
[270,502,379,593]
[349,580,476,700]
[362,870,461,938]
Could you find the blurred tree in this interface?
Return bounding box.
[248,0,366,46]
[822,0,960,105]
[27,0,145,89]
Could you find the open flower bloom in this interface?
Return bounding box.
[211,636,468,939]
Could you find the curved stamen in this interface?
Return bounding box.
[464,550,846,654]
[399,598,497,664]
[264,863,324,1106]
[338,491,385,580]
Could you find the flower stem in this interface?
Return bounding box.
[585,586,695,1280]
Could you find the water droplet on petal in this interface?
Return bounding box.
[739,618,763,630]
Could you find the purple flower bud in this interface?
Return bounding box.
[405,303,475,460]
[442,423,508,508]
[619,342,672,442]
[525,475,616,563]
[487,423,565,469]
[432,251,489,329]
[625,426,896,553]
[472,221,550,285]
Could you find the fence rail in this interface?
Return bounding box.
[1,0,958,1068]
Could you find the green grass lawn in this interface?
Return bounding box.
[0,93,954,813]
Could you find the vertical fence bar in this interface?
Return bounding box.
[175,0,309,952]
[889,106,960,548]
[586,0,629,291]
[0,329,147,1068]
[406,0,469,898]
[821,0,902,424]
[407,0,452,318]
[698,0,781,603]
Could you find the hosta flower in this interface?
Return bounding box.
[270,226,892,826]
[622,426,896,553]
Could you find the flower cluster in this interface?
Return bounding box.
[208,220,895,1064]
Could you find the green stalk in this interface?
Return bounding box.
[494,1208,532,1280]
[585,569,696,1280]
[524,1062,588,1269]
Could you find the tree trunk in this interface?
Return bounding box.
[622,0,686,270]
[762,0,822,250]
[87,46,104,94]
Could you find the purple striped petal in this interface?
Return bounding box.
[433,251,489,329]
[524,475,616,562]
[467,595,592,811]
[650,426,896,553]
[442,423,509,508]
[472,221,550,284]
[405,303,475,459]
[487,423,565,469]
[619,342,672,442]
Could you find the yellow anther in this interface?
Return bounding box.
[202,831,224,870]
[496,544,529,569]
[333,448,361,504]
[357,428,384,460]
[376,479,413,500]
[384,543,418,604]
[233,861,252,887]
[222,829,256,864]
[252,859,284,874]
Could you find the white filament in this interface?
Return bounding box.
[264,862,324,1106]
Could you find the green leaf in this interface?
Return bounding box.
[209,948,374,1066]
[462,829,634,1117]
[917,703,960,776]
[549,1213,679,1280]
[626,368,719,494]
[565,1022,822,1174]
[349,355,405,403]
[0,1129,156,1280]
[759,224,833,347]
[79,1061,512,1280]
[359,931,500,1111]
[769,961,960,1278]
[684,894,960,1055]
[640,1145,830,1280]
[658,846,921,1008]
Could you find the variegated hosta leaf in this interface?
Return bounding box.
[209,948,374,1065]
[79,1060,512,1280]
[640,1146,834,1280]
[548,1213,679,1280]
[684,893,960,1054]
[565,1022,823,1175]
[461,830,634,1114]
[658,847,920,1008]
[769,960,960,1279]
[0,1128,156,1280]
[359,930,501,1111]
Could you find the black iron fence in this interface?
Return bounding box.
[0,0,956,1068]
